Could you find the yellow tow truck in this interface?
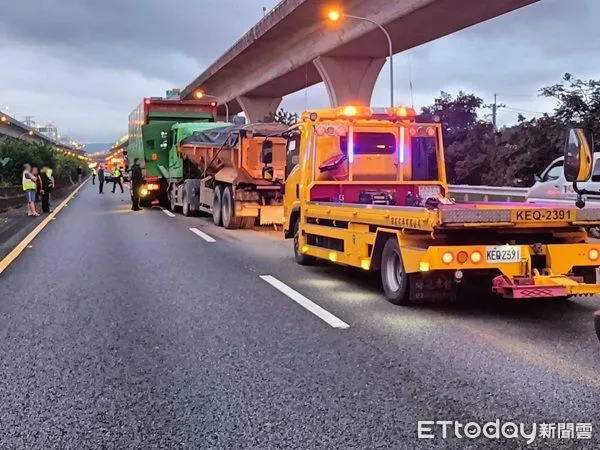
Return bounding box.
[281,105,600,304]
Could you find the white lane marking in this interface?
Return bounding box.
[259,275,350,329]
[161,208,176,218]
[189,227,216,243]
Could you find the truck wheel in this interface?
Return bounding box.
[222,186,242,229]
[182,199,192,216]
[169,190,177,212]
[595,311,600,342]
[241,217,255,229]
[380,238,411,305]
[293,220,315,265]
[213,186,224,226]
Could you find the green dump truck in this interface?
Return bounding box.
[127,96,217,206]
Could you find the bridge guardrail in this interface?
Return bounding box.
[448,185,528,202]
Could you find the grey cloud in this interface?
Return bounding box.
[1,0,598,142]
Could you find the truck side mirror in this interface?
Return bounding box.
[262,139,273,165]
[564,128,593,182]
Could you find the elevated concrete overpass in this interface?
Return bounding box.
[0,112,84,155]
[181,0,538,122]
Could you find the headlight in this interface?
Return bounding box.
[140,188,148,196]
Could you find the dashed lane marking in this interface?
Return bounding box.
[0,179,89,276]
[161,208,176,218]
[189,227,216,243]
[259,275,350,329]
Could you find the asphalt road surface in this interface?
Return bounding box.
[0,183,599,449]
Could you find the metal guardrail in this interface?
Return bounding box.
[448,185,528,202]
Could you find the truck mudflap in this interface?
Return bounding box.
[492,274,600,299]
[259,205,284,225]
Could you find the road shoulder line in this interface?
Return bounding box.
[0,180,88,276]
[259,275,350,329]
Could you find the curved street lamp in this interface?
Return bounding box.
[327,9,394,109]
[194,90,230,123]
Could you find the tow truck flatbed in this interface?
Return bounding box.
[305,201,600,231]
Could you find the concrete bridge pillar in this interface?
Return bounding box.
[313,56,386,107]
[236,96,282,123]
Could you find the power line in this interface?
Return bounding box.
[504,106,546,115]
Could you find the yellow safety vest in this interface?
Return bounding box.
[114,169,121,177]
[22,171,36,191]
[46,168,53,178]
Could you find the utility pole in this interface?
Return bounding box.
[484,94,506,132]
[23,116,34,127]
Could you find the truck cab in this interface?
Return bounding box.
[284,105,445,237]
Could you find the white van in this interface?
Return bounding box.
[526,154,600,205]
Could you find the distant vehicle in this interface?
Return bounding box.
[527,154,600,238]
[526,154,600,205]
[104,171,113,183]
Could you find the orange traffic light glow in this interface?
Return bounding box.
[194,90,205,99]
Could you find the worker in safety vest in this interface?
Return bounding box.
[46,167,54,187]
[91,167,97,185]
[22,163,39,217]
[112,166,124,193]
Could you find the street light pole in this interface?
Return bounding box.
[328,12,394,109]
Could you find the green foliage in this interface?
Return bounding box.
[0,139,86,187]
[422,74,600,186]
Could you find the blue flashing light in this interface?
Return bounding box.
[399,126,405,164]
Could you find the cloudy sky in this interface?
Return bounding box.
[1,0,599,144]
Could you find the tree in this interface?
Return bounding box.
[0,139,84,187]
[264,108,299,126]
[419,91,484,148]
[540,73,600,152]
[419,91,486,183]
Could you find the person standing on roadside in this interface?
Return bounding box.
[130,158,143,211]
[98,165,105,194]
[32,167,42,205]
[22,163,39,217]
[40,166,52,213]
[77,166,83,183]
[91,166,97,185]
[112,166,123,194]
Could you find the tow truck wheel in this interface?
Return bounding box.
[222,186,242,229]
[381,238,410,305]
[213,186,224,226]
[595,311,600,342]
[293,220,315,265]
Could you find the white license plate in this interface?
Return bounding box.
[486,245,521,263]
